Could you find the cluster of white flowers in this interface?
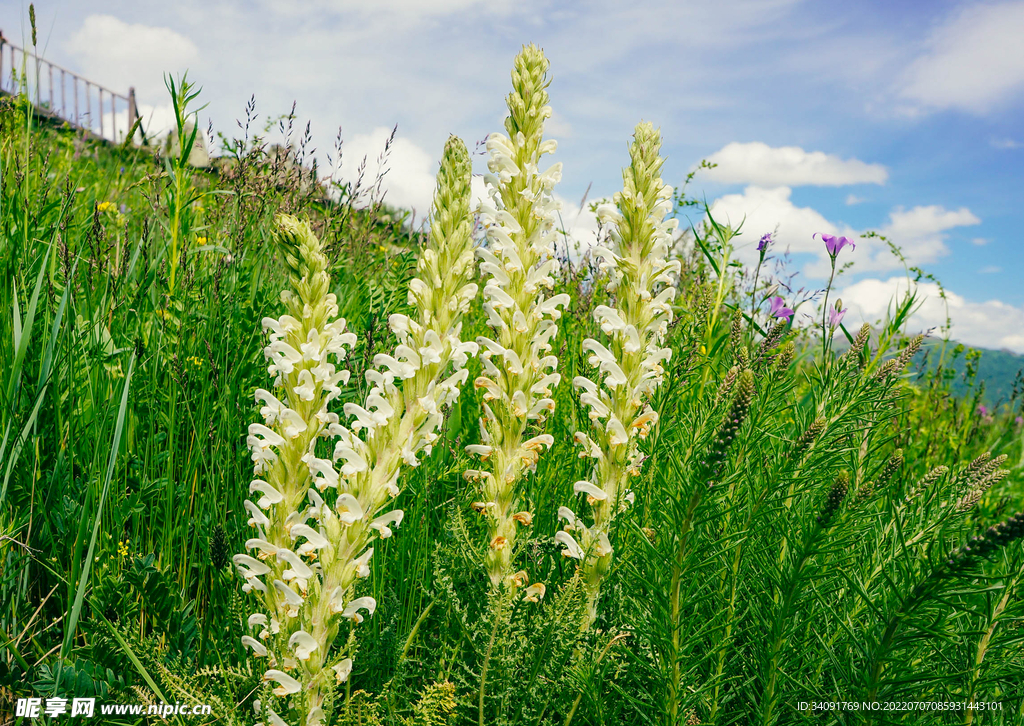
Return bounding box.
[464,43,570,591]
[235,135,480,726]
[330,136,479,551]
[233,215,366,726]
[555,122,681,626]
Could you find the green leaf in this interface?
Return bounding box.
[58,351,137,688]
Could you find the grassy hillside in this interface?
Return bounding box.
[827,329,1023,410]
[910,339,1024,409]
[2,57,1023,726]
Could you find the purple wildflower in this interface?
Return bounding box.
[977,405,989,417]
[1015,416,1023,427]
[828,306,847,330]
[814,232,856,258]
[757,233,773,252]
[768,296,794,322]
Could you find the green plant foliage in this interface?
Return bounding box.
[0,38,1022,726]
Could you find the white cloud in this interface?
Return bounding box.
[701,141,887,187]
[329,130,606,255]
[991,138,1023,149]
[553,193,610,256]
[979,265,1002,274]
[546,109,573,139]
[707,186,980,278]
[708,185,850,263]
[845,194,865,205]
[878,204,981,263]
[326,127,441,219]
[897,1,1024,114]
[87,101,177,144]
[65,15,199,102]
[135,103,178,139]
[258,0,515,19]
[971,237,991,246]
[838,276,1024,353]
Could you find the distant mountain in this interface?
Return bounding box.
[826,333,1022,408]
[909,338,1023,408]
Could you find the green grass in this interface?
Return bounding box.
[1,58,1023,726]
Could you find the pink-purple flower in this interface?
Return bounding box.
[768,296,793,322]
[757,233,773,252]
[828,305,847,330]
[815,232,856,258]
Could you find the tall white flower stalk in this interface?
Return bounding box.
[556,122,680,627]
[235,135,478,726]
[465,43,570,590]
[234,214,358,726]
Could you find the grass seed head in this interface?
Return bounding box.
[842,323,871,366]
[706,369,755,482]
[876,449,904,490]
[817,471,849,527]
[210,524,228,571]
[947,512,1024,567]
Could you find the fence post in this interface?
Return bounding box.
[0,31,5,93]
[127,87,136,144]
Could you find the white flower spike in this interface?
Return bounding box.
[467,43,570,588]
[235,124,479,726]
[569,122,680,628]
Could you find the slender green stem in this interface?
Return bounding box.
[750,256,764,337]
[564,633,628,726]
[964,570,1020,724]
[667,488,703,724]
[479,593,510,726]
[400,599,435,662]
[821,260,836,362]
[761,522,823,726]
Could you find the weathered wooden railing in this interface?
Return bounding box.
[0,29,140,144]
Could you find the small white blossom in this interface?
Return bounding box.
[263,669,302,696]
[555,531,584,560]
[288,630,319,661]
[241,636,268,657]
[369,510,404,539]
[342,596,377,623]
[333,658,354,684]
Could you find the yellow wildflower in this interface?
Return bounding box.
[96,201,117,213]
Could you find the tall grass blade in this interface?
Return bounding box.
[4,240,53,412]
[56,350,136,687]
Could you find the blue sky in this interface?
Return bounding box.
[2,0,1023,350]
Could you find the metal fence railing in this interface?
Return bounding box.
[0,29,140,144]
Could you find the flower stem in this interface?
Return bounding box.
[750,257,763,337]
[478,591,511,726]
[667,487,703,724]
[821,260,837,362]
